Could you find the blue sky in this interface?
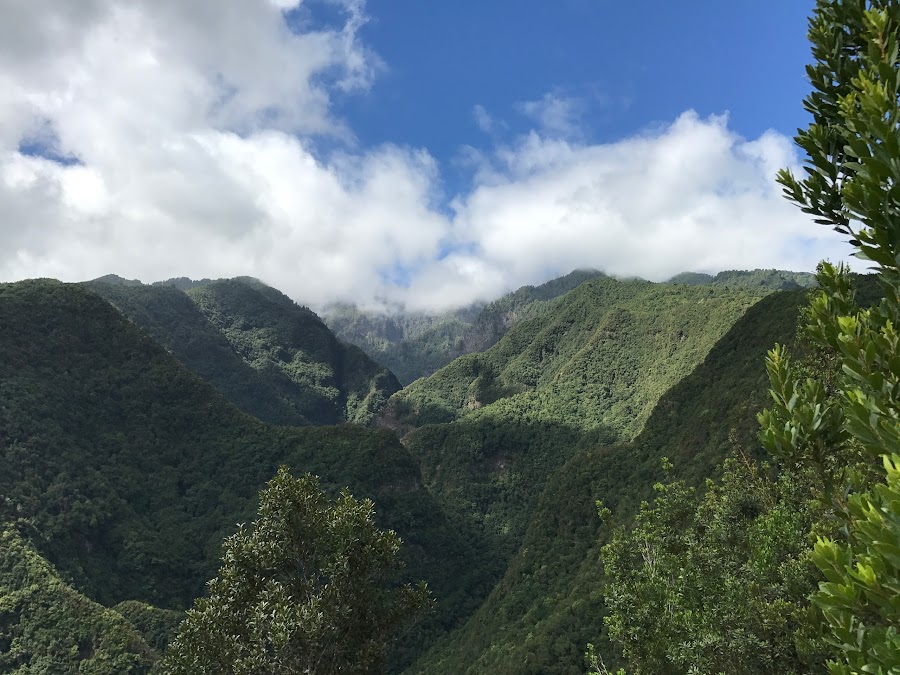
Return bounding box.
[340,1,816,170]
[0,0,850,310]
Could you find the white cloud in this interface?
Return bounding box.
[473,104,495,134]
[431,112,852,308]
[515,92,584,139]
[0,2,855,313]
[268,0,302,9]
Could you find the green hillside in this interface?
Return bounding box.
[326,268,809,388]
[88,277,401,426]
[387,277,763,433]
[0,273,855,674]
[85,281,311,426]
[456,269,610,356]
[407,288,810,674]
[390,278,766,574]
[0,280,492,670]
[668,268,817,291]
[2,1,895,672]
[0,525,157,673]
[324,269,607,385]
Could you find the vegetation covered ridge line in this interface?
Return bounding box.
[597,1,900,673]
[86,276,401,427]
[0,279,491,671]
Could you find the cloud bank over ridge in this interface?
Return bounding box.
[1,0,852,311]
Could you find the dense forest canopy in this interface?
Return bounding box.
[2,1,899,674]
[596,1,900,673]
[0,280,491,671]
[0,270,827,674]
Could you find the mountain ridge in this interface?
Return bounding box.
[0,267,829,673]
[406,287,812,674]
[324,269,609,385]
[86,276,401,426]
[0,279,490,671]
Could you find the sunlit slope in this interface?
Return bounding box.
[386,278,764,434]
[325,269,607,385]
[0,525,158,673]
[668,268,816,290]
[407,288,808,675]
[392,278,765,581]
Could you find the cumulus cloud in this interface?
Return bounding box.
[0,1,854,313]
[414,112,856,309]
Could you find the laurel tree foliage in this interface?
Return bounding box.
[599,2,900,673]
[764,1,900,670]
[160,467,433,674]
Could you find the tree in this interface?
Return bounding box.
[600,457,830,674]
[159,467,432,674]
[599,2,900,673]
[758,1,900,672]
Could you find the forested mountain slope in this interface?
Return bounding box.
[668,268,816,291]
[88,276,400,426]
[0,525,157,673]
[0,272,835,674]
[187,278,401,425]
[388,277,763,433]
[407,288,810,675]
[0,280,490,671]
[324,269,607,385]
[393,278,766,571]
[85,281,310,426]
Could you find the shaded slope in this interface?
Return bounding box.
[0,280,493,669]
[88,276,401,426]
[406,289,809,674]
[0,524,156,673]
[187,278,401,425]
[85,281,311,426]
[325,269,607,385]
